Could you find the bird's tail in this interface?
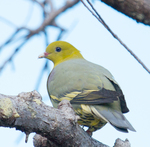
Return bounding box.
[91,105,136,133]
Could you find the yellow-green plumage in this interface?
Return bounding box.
[39,41,136,134]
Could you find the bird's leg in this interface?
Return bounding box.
[86,129,93,136]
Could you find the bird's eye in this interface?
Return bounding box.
[55,47,61,52]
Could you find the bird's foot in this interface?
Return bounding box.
[86,129,93,136]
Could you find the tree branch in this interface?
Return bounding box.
[81,0,150,74]
[101,0,150,26]
[0,91,130,147]
[0,0,80,73]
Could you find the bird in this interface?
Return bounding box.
[38,41,136,135]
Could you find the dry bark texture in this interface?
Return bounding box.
[0,91,130,147]
[101,0,150,25]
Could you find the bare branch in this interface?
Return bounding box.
[0,16,17,28]
[0,27,26,50]
[31,0,45,9]
[35,60,49,91]
[81,0,150,74]
[101,0,150,26]
[33,134,59,147]
[0,91,111,147]
[114,139,131,147]
[0,0,80,73]
[46,0,55,12]
[0,39,30,73]
[22,2,34,25]
[27,0,80,35]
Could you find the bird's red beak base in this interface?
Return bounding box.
[38,52,50,58]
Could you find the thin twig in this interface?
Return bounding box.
[0,16,17,28]
[0,38,30,73]
[23,2,34,25]
[81,0,150,74]
[43,30,49,46]
[35,60,48,91]
[0,27,29,51]
[46,0,54,13]
[56,28,65,41]
[35,30,50,91]
[0,0,80,73]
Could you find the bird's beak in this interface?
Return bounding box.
[38,52,50,58]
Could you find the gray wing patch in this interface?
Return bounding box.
[95,106,136,132]
[70,88,119,105]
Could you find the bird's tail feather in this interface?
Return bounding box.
[91,106,136,133]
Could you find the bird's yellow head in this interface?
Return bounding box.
[39,41,84,67]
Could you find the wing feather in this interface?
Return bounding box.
[105,77,129,113]
[70,88,119,105]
